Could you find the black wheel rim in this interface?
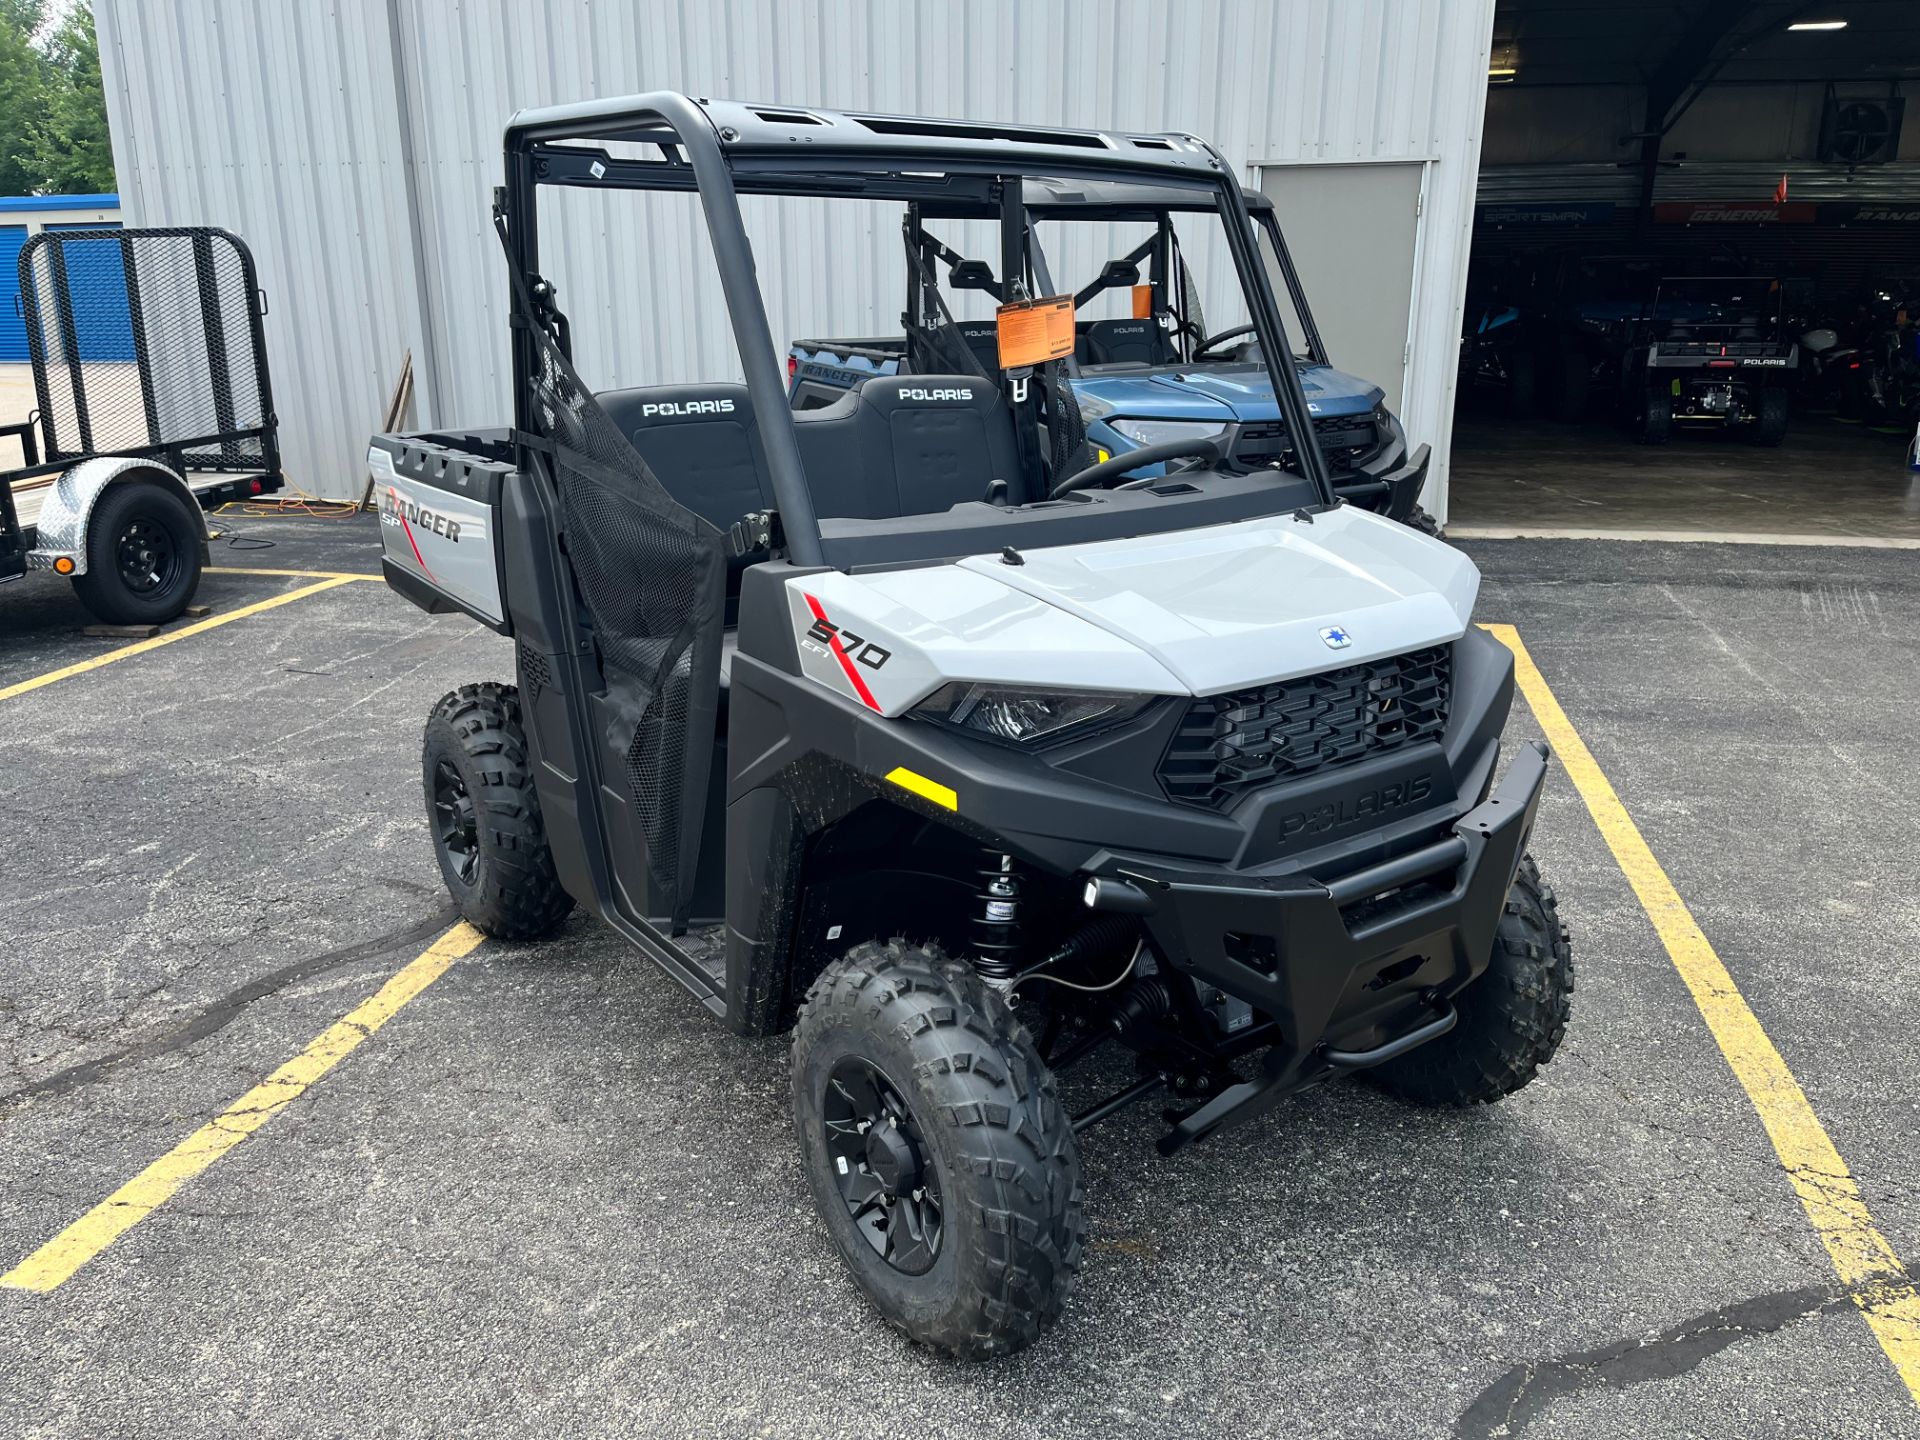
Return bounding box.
[822,1058,944,1276]
[115,517,179,595]
[432,758,479,885]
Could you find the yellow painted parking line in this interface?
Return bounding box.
[1485,623,1920,1408]
[1,923,484,1294]
[0,576,357,704]
[205,566,381,580]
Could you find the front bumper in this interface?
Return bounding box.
[1096,740,1550,1149]
[1336,440,1430,522]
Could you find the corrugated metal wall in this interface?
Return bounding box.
[96,0,1495,509]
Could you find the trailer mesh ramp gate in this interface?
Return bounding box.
[19,227,277,474]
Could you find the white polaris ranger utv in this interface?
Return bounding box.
[375,94,1572,1360]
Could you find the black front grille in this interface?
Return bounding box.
[1232,415,1380,474]
[1159,647,1451,810]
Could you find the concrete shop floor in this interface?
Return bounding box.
[2,516,1918,1437]
[1449,410,1920,542]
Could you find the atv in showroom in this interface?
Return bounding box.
[376,94,1573,1359]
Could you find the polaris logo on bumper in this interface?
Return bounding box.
[1278,774,1432,842]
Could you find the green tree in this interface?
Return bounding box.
[0,0,50,197]
[28,6,115,193]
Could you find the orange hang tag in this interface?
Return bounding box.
[996,295,1076,369]
[1131,284,1154,319]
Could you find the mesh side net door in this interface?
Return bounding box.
[521,315,726,931]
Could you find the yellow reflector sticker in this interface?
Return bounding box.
[53,556,75,575]
[886,766,957,811]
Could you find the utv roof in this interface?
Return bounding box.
[506,92,1232,189]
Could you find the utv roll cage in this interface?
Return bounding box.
[497,94,1337,569]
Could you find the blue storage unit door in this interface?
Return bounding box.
[47,222,134,361]
[0,225,27,361]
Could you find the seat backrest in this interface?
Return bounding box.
[792,374,1025,520]
[953,321,1002,377]
[1081,317,1173,367]
[595,382,774,533]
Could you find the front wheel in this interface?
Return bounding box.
[1402,505,1447,540]
[71,478,205,626]
[421,683,574,939]
[792,940,1085,1360]
[1365,856,1572,1106]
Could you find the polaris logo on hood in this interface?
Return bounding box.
[642,398,737,417]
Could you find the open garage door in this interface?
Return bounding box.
[1259,162,1424,415]
[1453,0,1920,542]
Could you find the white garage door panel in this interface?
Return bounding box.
[1259,163,1424,415]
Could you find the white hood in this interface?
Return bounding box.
[786,507,1478,715]
[954,506,1477,695]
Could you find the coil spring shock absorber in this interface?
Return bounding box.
[972,850,1022,984]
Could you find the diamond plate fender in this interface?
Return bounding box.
[26,457,203,575]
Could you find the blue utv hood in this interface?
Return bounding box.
[1074,361,1384,422]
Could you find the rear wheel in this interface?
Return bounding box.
[1750,387,1790,446]
[71,478,204,626]
[792,940,1084,1360]
[422,683,573,939]
[1366,856,1572,1106]
[1634,388,1672,445]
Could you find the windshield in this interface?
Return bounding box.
[1652,277,1783,332]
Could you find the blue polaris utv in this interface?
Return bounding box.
[787,180,1440,535]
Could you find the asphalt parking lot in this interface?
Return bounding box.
[2,516,1917,1438]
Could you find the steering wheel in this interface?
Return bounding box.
[1192,323,1256,361]
[1049,437,1223,500]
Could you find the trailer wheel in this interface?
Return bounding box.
[1634,388,1672,445]
[70,478,204,626]
[1750,387,1790,447]
[792,939,1085,1360]
[1365,855,1572,1107]
[421,683,574,940]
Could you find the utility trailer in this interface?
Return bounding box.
[0,227,282,625]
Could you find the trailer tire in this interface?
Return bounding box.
[1750,387,1790,446]
[70,478,205,626]
[792,939,1085,1360]
[422,683,574,940]
[1364,856,1572,1107]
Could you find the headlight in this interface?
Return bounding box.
[912,682,1154,746]
[1374,405,1406,451]
[1108,418,1228,448]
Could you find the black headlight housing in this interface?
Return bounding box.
[911,682,1157,747]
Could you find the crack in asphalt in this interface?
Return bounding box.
[1453,1283,1851,1438]
[0,909,455,1110]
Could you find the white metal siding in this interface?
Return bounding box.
[96,0,1493,509]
